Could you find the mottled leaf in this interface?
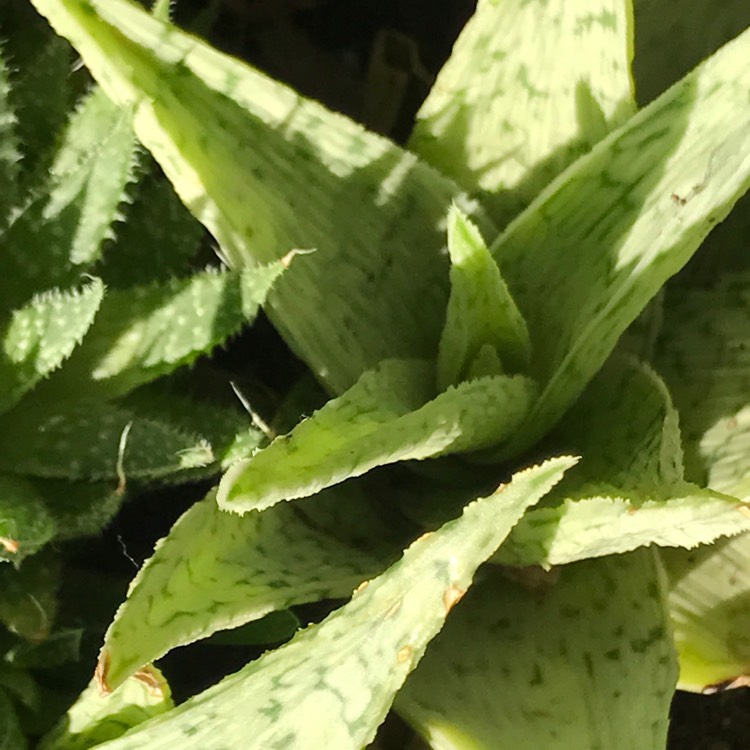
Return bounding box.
[437,205,529,389]
[411,0,635,224]
[662,534,750,693]
[397,552,676,750]
[93,457,574,748]
[0,278,104,414]
[28,0,497,395]
[218,359,535,513]
[41,667,173,750]
[99,483,405,691]
[490,26,750,456]
[654,273,750,491]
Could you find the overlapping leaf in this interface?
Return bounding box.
[90,458,574,748]
[217,359,535,513]
[98,484,404,691]
[487,25,750,456]
[28,0,499,395]
[411,0,635,225]
[397,551,677,750]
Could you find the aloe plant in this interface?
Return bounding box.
[14,0,750,748]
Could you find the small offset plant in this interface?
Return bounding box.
[5,0,750,747]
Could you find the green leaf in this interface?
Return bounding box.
[98,483,405,691]
[0,278,104,415]
[37,263,285,401]
[437,205,530,389]
[490,25,750,457]
[0,688,26,750]
[217,359,535,513]
[0,474,56,564]
[0,49,20,227]
[1,88,138,310]
[662,534,750,692]
[96,165,203,289]
[396,551,677,750]
[92,457,574,748]
[40,667,173,750]
[0,549,60,641]
[496,491,750,567]
[0,400,213,482]
[0,3,74,189]
[410,0,635,224]
[654,272,750,491]
[36,479,124,541]
[633,0,750,104]
[27,0,497,395]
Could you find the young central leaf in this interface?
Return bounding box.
[437,205,530,390]
[217,359,536,513]
[84,457,575,750]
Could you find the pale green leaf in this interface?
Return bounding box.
[410,0,635,224]
[40,667,173,750]
[496,491,750,567]
[37,263,285,401]
[397,551,677,750]
[27,0,497,395]
[98,484,403,691]
[217,359,535,513]
[0,400,213,481]
[490,26,750,457]
[0,279,104,415]
[91,457,574,749]
[0,473,56,564]
[654,273,750,492]
[662,534,750,693]
[437,205,529,389]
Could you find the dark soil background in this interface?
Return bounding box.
[84,1,748,748]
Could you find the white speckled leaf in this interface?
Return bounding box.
[41,667,172,750]
[0,400,213,481]
[437,205,529,389]
[410,0,635,224]
[490,26,750,457]
[98,484,404,691]
[0,279,104,415]
[89,457,575,749]
[38,263,285,400]
[397,551,677,750]
[662,534,750,693]
[1,88,138,311]
[0,50,19,227]
[29,0,496,395]
[217,359,536,513]
[0,474,56,564]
